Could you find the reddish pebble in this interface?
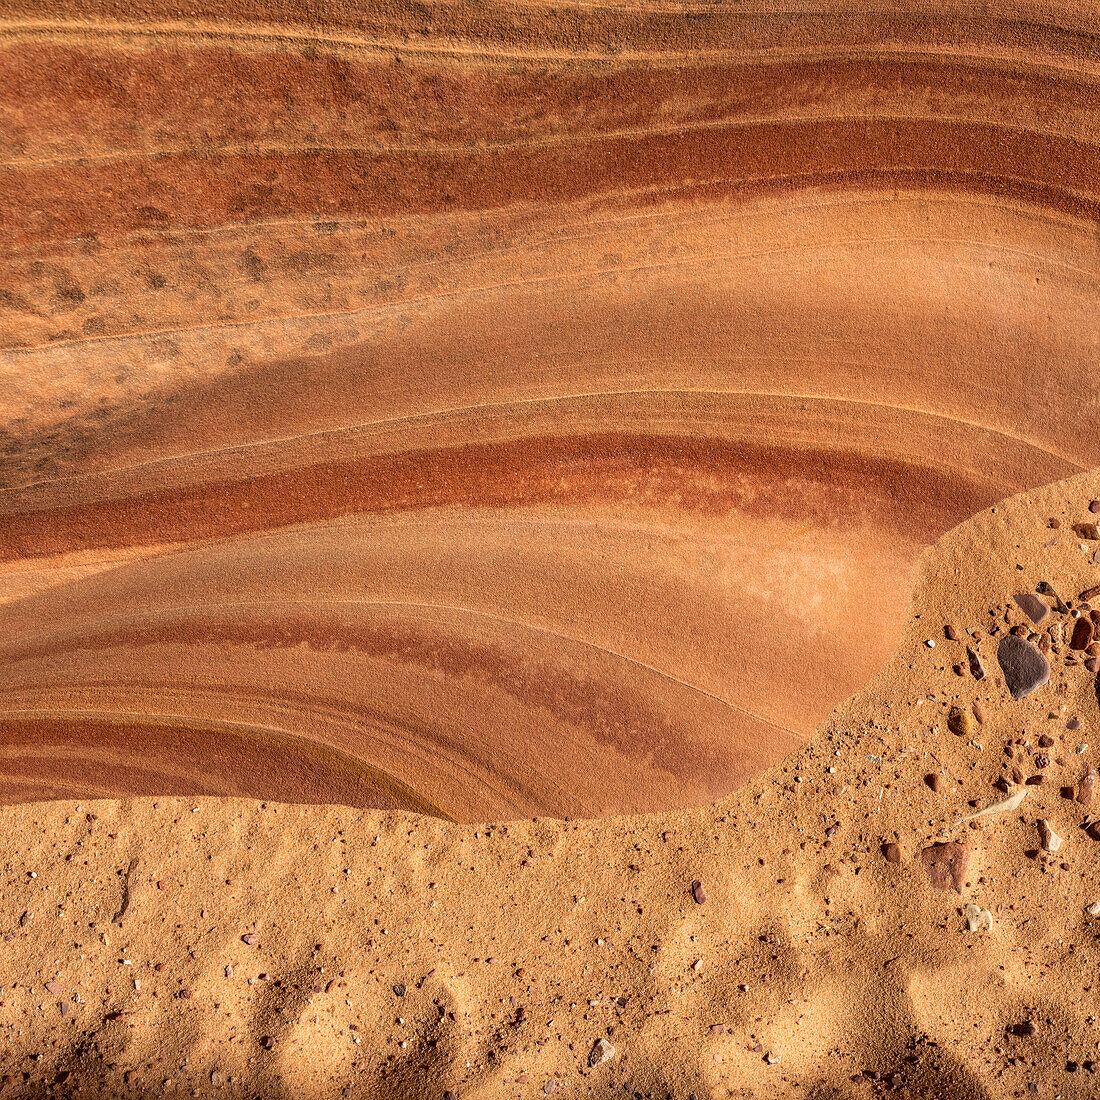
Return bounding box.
[260,1036,276,1050]
[241,934,259,946]
[925,773,944,793]
[691,880,706,905]
[882,842,902,864]
[920,842,971,893]
[1078,769,1098,808]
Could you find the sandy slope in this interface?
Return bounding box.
[4,453,1100,1097]
[3,1,1100,816]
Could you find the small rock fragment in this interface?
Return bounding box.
[1013,593,1050,624]
[588,1037,615,1067]
[1077,769,1097,808]
[947,708,975,737]
[997,635,1050,699]
[965,903,994,931]
[966,646,986,680]
[1072,618,1095,650]
[1037,820,1062,852]
[925,773,944,793]
[241,934,258,946]
[882,842,902,863]
[1075,523,1100,540]
[1085,901,1100,918]
[691,880,706,905]
[954,788,1027,826]
[920,842,971,893]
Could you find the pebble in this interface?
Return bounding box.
[965,903,994,931]
[925,774,944,793]
[1085,902,1100,919]
[945,625,960,641]
[882,842,902,863]
[1075,523,1100,540]
[948,708,975,738]
[1037,820,1063,852]
[920,842,971,893]
[924,639,936,648]
[1077,769,1097,808]
[543,1081,557,1095]
[1091,501,1100,513]
[241,934,258,946]
[1072,618,1095,650]
[966,646,987,680]
[691,880,706,905]
[588,1038,615,1067]
[997,635,1050,699]
[1014,593,1050,624]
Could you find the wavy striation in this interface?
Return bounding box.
[0,0,1098,818]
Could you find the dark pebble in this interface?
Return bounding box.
[882,842,901,864]
[691,880,706,905]
[1072,618,1095,650]
[966,646,987,680]
[260,1036,276,1050]
[1014,593,1050,624]
[393,984,406,997]
[997,635,1050,699]
[925,774,943,793]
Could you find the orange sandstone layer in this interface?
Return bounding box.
[2,464,1100,1096]
[1,3,1100,817]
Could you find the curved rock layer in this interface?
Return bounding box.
[1,2,1099,818]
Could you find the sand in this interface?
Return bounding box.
[4,453,1100,1097]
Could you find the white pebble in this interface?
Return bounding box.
[965,903,994,932]
[1038,820,1063,853]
